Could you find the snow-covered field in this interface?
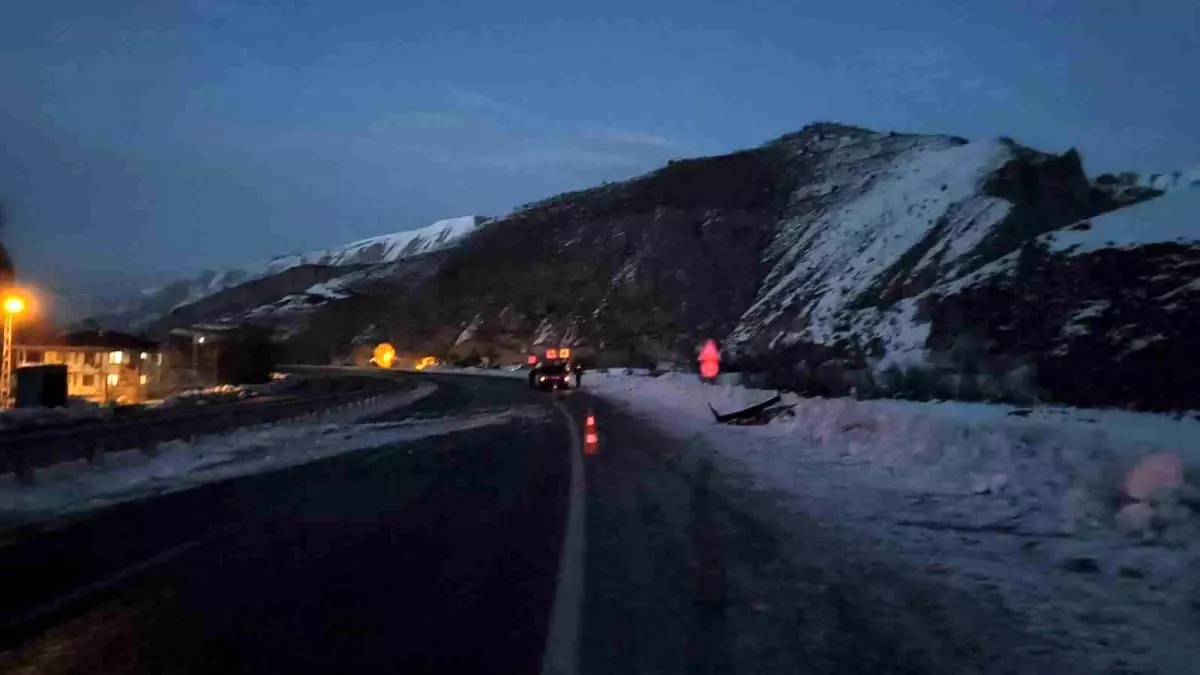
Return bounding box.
[0,383,537,527]
[590,371,1200,673]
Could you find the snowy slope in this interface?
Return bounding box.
[1046,183,1200,255]
[730,130,1017,347]
[307,215,482,267]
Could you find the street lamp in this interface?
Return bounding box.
[2,293,27,408]
[193,334,206,381]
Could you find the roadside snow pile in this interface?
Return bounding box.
[0,399,112,431]
[590,372,1200,672]
[154,377,299,408]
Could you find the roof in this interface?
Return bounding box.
[62,330,158,350]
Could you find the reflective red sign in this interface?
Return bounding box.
[698,339,720,379]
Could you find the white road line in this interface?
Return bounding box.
[541,400,587,675]
[1,537,203,634]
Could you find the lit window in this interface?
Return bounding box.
[106,373,119,386]
[140,352,149,360]
[109,351,124,364]
[157,353,163,366]
[139,374,148,385]
[45,351,59,363]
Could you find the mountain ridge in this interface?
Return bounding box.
[93,216,488,331]
[89,122,1200,408]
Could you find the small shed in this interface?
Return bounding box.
[16,364,69,408]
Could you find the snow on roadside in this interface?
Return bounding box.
[0,383,540,526]
[590,371,1200,673]
[0,399,112,431]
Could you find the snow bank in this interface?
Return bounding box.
[590,372,1200,671]
[152,377,300,408]
[0,399,111,431]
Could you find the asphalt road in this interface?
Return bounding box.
[0,374,569,674]
[0,373,1052,674]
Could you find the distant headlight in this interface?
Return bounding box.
[538,376,546,382]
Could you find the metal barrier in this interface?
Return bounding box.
[0,375,412,482]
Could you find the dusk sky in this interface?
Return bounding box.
[1,0,1197,315]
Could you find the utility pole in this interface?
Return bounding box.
[2,295,25,408]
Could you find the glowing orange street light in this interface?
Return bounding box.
[373,342,397,369]
[2,292,28,408]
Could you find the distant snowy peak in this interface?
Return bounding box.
[1046,183,1200,255]
[162,216,487,310]
[1135,166,1200,193]
[1092,165,1200,207]
[309,215,486,267]
[101,216,487,330]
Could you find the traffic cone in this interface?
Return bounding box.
[584,410,599,456]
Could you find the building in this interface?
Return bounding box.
[14,331,164,403]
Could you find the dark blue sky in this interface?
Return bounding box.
[2,0,1197,313]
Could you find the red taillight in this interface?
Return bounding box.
[585,433,598,445]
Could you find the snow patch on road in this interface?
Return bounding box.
[590,371,1200,672]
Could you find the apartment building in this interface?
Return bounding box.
[14,332,164,403]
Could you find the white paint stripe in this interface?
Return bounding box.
[2,537,203,633]
[541,400,586,675]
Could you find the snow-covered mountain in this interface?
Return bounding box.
[290,122,1189,408]
[1091,165,1200,207]
[94,121,1197,409]
[93,216,487,331]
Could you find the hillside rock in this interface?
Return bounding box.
[348,147,788,364]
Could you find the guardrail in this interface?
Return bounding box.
[0,374,413,482]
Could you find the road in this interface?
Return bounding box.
[0,373,1037,674]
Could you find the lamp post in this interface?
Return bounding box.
[193,334,206,382]
[2,294,26,408]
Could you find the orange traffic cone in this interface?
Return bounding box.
[584,410,599,456]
